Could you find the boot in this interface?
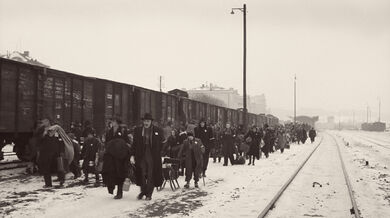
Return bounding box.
[194,182,199,188]
[184,182,190,189]
[137,192,145,200]
[83,174,89,183]
[114,185,123,199]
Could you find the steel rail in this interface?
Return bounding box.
[257,136,324,218]
[330,133,361,218]
[354,134,390,150]
[358,133,390,144]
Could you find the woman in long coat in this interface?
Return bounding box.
[262,125,273,158]
[221,123,235,166]
[245,126,261,165]
[102,138,131,199]
[177,132,205,188]
[275,130,287,153]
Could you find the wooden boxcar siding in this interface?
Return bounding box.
[217,107,226,125]
[238,111,243,125]
[161,93,167,123]
[71,77,83,124]
[128,86,135,125]
[83,80,94,124]
[179,98,189,124]
[150,91,157,122]
[93,79,106,136]
[121,85,128,125]
[105,82,113,123]
[0,62,17,132]
[18,66,36,132]
[172,96,177,122]
[113,84,121,117]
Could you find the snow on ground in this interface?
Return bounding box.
[266,133,352,218]
[331,130,390,218]
[1,131,389,218]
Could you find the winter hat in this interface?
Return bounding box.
[142,113,154,121]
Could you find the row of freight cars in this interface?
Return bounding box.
[361,122,386,132]
[0,57,279,160]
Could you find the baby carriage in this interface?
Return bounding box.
[156,157,181,191]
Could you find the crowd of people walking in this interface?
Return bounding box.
[25,114,316,200]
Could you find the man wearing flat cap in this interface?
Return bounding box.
[130,113,164,201]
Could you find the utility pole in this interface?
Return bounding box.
[243,3,247,131]
[159,76,162,92]
[294,74,297,126]
[369,106,371,123]
[231,4,247,131]
[379,98,381,122]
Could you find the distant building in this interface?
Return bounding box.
[0,51,49,68]
[316,116,336,130]
[327,116,335,124]
[184,83,266,113]
[250,94,266,114]
[296,115,319,127]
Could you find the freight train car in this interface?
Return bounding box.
[361,122,386,132]
[0,57,279,160]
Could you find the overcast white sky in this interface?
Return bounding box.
[1,0,389,122]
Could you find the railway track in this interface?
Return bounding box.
[257,133,361,218]
[353,134,390,150]
[330,133,360,218]
[357,133,390,144]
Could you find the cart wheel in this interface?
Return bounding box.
[157,181,166,191]
[174,179,180,188]
[169,179,175,191]
[169,170,177,191]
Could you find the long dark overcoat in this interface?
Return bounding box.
[309,129,316,140]
[194,125,213,151]
[262,129,274,154]
[38,135,64,174]
[245,131,261,158]
[132,126,164,188]
[221,129,235,156]
[101,138,131,188]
